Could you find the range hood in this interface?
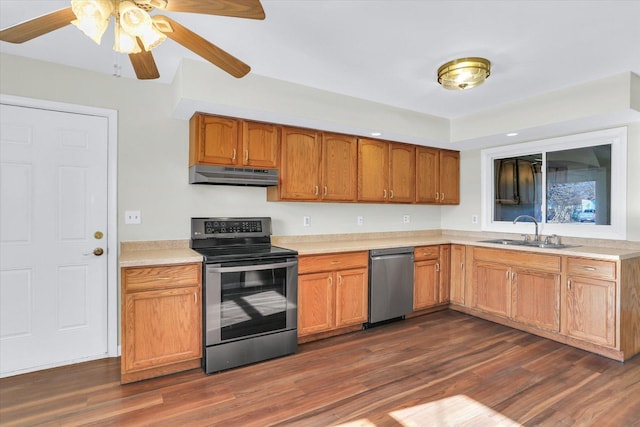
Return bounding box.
[189,164,278,187]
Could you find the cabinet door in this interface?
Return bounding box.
[242,121,279,168]
[566,276,616,346]
[414,259,439,310]
[358,138,389,202]
[322,133,358,201]
[389,143,415,203]
[335,268,368,328]
[279,127,321,200]
[512,269,560,332]
[439,150,460,204]
[123,286,201,373]
[472,261,511,317]
[415,147,439,203]
[298,272,334,336]
[450,244,466,305]
[438,245,451,303]
[192,115,240,166]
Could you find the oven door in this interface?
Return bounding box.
[204,257,297,346]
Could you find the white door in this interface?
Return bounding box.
[0,104,109,377]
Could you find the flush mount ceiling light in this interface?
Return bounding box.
[437,57,491,90]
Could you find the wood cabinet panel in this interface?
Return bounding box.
[472,247,560,273]
[298,251,368,275]
[335,268,368,328]
[414,259,439,310]
[416,147,439,204]
[358,138,389,202]
[389,143,415,203]
[123,286,201,372]
[472,261,511,317]
[567,257,616,281]
[439,245,451,303]
[414,245,440,261]
[450,244,466,305]
[512,269,560,332]
[122,263,200,292]
[321,133,358,201]
[439,150,460,204]
[242,121,279,168]
[566,275,616,346]
[189,114,239,166]
[298,272,334,335]
[279,127,322,200]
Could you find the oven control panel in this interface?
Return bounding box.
[205,220,262,234]
[191,217,271,239]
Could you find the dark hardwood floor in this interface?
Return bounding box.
[2,310,639,426]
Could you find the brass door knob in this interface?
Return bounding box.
[93,247,104,256]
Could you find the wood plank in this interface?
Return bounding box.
[1,310,639,426]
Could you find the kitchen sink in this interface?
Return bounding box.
[479,239,577,249]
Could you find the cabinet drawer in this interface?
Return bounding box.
[123,263,201,292]
[567,257,616,280]
[414,245,440,261]
[473,247,561,273]
[299,251,368,274]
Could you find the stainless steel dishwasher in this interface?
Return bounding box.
[367,246,414,325]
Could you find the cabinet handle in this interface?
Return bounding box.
[338,276,343,286]
[436,263,440,272]
[435,192,439,200]
[314,185,319,196]
[194,292,198,304]
[506,271,509,279]
[383,189,387,199]
[568,279,572,290]
[511,272,515,280]
[245,150,249,162]
[441,193,445,201]
[232,149,237,161]
[324,185,328,196]
[582,266,597,271]
[390,189,394,199]
[328,276,333,286]
[461,262,464,270]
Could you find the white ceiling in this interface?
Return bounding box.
[1,0,639,119]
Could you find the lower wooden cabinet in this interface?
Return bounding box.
[449,244,466,305]
[413,245,449,310]
[565,257,616,347]
[511,268,560,333]
[121,263,202,383]
[298,252,368,339]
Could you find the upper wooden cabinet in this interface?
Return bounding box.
[416,147,460,204]
[358,139,415,203]
[268,128,357,202]
[189,113,279,168]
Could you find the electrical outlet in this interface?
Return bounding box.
[357,216,364,226]
[403,215,411,224]
[303,216,311,227]
[472,214,478,224]
[125,210,141,224]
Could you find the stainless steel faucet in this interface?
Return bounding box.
[513,214,539,241]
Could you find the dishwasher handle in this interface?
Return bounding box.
[370,246,414,258]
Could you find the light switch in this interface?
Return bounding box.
[125,210,141,224]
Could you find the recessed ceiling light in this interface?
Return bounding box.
[370,132,382,137]
[506,132,518,136]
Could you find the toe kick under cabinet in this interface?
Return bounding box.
[121,263,202,384]
[461,246,640,362]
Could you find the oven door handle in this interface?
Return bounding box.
[206,260,297,274]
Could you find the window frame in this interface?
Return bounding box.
[481,127,627,240]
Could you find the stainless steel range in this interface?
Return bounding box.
[190,217,298,374]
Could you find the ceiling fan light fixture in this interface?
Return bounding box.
[119,1,152,36]
[138,25,166,51]
[113,20,141,54]
[437,57,491,90]
[70,0,112,45]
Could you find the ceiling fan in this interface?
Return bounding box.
[0,0,265,79]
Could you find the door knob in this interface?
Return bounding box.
[94,231,104,239]
[84,248,104,256]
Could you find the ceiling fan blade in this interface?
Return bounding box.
[157,16,250,78]
[0,7,76,43]
[163,0,265,20]
[129,42,161,80]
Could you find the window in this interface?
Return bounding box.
[481,128,627,240]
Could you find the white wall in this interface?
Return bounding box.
[1,54,638,242]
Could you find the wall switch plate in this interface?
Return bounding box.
[472,214,478,224]
[403,215,411,224]
[357,216,364,226]
[303,216,311,227]
[125,210,141,224]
